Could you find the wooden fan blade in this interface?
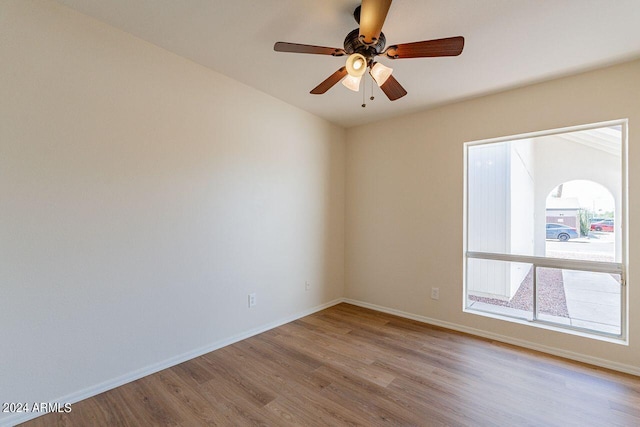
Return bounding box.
[358,0,392,45]
[274,42,346,56]
[379,74,407,101]
[310,67,348,94]
[385,36,464,59]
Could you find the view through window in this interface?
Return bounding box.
[464,121,626,339]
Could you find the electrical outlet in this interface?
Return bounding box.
[248,293,257,308]
[431,287,440,300]
[305,281,311,291]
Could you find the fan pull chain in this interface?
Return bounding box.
[370,77,375,101]
[361,76,366,108]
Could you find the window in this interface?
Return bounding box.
[463,120,627,340]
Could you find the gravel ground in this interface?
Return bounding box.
[469,267,569,317]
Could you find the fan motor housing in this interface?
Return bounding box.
[343,28,386,60]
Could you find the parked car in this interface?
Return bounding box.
[590,219,614,232]
[546,223,579,241]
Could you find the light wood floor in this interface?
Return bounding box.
[21,303,640,426]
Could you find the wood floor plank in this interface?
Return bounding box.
[18,303,640,427]
[147,369,226,425]
[198,350,277,408]
[271,325,398,388]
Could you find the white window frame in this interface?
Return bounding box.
[463,119,628,343]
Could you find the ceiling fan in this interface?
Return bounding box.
[274,0,464,101]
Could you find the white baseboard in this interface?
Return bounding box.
[342,298,640,377]
[1,298,344,427]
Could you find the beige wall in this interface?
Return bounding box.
[0,0,344,419]
[346,59,639,372]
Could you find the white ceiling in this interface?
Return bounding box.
[55,0,640,128]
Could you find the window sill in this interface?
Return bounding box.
[464,306,628,346]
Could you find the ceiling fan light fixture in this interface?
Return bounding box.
[274,2,462,102]
[345,53,367,77]
[370,62,393,86]
[342,74,362,91]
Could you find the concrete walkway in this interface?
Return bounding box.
[562,269,621,335]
